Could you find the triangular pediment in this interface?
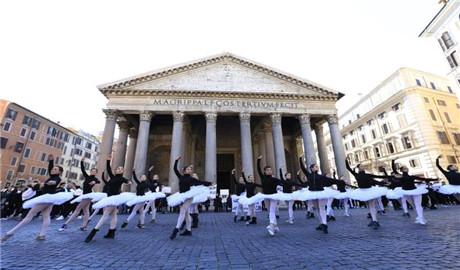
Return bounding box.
[98,53,342,98]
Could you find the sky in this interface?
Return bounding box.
[0,0,451,137]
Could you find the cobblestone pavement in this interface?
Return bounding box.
[1,206,459,270]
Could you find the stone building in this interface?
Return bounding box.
[322,68,460,182]
[96,53,347,192]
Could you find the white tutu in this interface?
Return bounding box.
[349,186,388,202]
[92,192,136,209]
[386,189,403,200]
[299,188,340,200]
[231,194,240,201]
[334,189,353,200]
[438,184,460,195]
[126,191,166,206]
[23,192,74,209]
[291,189,309,201]
[192,187,211,204]
[238,193,265,205]
[71,192,107,204]
[394,185,428,196]
[145,191,166,201]
[167,185,209,207]
[264,192,293,201]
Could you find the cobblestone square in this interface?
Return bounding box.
[1,206,459,270]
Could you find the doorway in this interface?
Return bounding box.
[216,153,235,193]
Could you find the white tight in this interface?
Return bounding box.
[247,204,255,217]
[126,203,146,225]
[404,195,424,219]
[94,206,117,230]
[287,200,294,221]
[268,199,278,225]
[367,199,377,222]
[376,197,384,211]
[143,200,157,221]
[313,199,327,225]
[175,199,193,230]
[64,199,91,228]
[7,203,53,237]
[342,199,350,216]
[234,202,244,217]
[326,198,334,216]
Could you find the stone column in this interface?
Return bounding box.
[299,114,317,167]
[205,112,217,184]
[271,113,287,178]
[113,119,130,168]
[133,111,153,176]
[96,109,118,177]
[168,111,184,193]
[124,128,137,191]
[239,112,254,176]
[328,114,349,180]
[263,122,276,168]
[314,122,331,175]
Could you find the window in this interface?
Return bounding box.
[24,148,31,158]
[416,79,422,86]
[2,121,12,132]
[452,133,460,145]
[85,142,93,149]
[392,103,401,111]
[447,86,454,94]
[447,156,457,164]
[31,119,40,129]
[438,38,447,51]
[354,154,359,163]
[22,115,33,126]
[351,139,356,148]
[364,150,369,159]
[10,157,17,166]
[444,112,452,123]
[371,130,377,139]
[437,131,450,144]
[374,147,381,158]
[378,112,386,119]
[74,148,83,156]
[17,164,25,173]
[424,97,430,103]
[361,134,366,144]
[6,170,14,180]
[409,159,419,168]
[41,153,47,161]
[0,137,7,149]
[84,152,91,159]
[344,143,349,151]
[19,127,27,137]
[437,100,447,106]
[430,82,437,90]
[457,103,460,109]
[429,110,437,121]
[367,119,374,126]
[29,130,36,140]
[382,124,389,134]
[387,142,395,154]
[449,52,459,68]
[64,133,69,142]
[31,167,36,174]
[6,109,17,120]
[356,114,361,119]
[45,137,51,145]
[402,136,413,149]
[441,31,454,49]
[14,142,24,153]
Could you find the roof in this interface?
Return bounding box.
[97,52,344,99]
[419,1,460,37]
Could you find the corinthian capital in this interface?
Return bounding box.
[239,112,251,122]
[298,114,311,125]
[139,111,154,122]
[173,111,185,122]
[327,114,339,125]
[117,118,130,130]
[102,109,119,120]
[205,112,217,123]
[270,113,282,124]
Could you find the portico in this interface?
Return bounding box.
[97,53,347,192]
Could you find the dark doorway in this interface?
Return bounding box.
[217,153,235,193]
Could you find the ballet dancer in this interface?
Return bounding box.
[279,168,304,224]
[231,169,246,223]
[299,156,340,234]
[143,166,160,224]
[85,157,133,243]
[346,160,389,229]
[59,158,104,232]
[240,172,262,225]
[436,155,460,195]
[169,157,211,240]
[392,159,438,225]
[121,170,150,229]
[2,155,72,241]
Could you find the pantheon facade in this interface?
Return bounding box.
[96,53,348,192]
